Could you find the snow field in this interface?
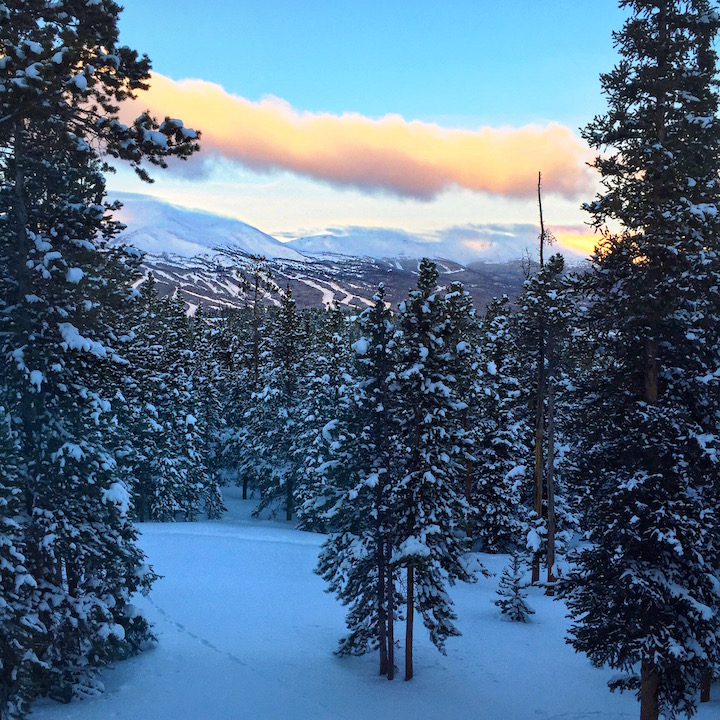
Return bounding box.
[29,487,719,720]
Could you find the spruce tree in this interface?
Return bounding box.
[443,280,480,516]
[0,403,37,719]
[514,253,574,586]
[215,305,266,496]
[392,260,475,681]
[0,1,197,713]
[253,286,303,520]
[561,3,720,719]
[315,285,403,679]
[296,302,355,532]
[127,283,220,521]
[472,296,530,553]
[495,552,535,622]
[190,305,226,518]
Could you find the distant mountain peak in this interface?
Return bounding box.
[111,192,306,261]
[110,192,588,267]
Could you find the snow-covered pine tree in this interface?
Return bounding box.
[253,285,303,520]
[129,278,187,520]
[392,259,475,681]
[443,280,479,515]
[0,2,197,712]
[514,253,574,587]
[472,296,529,553]
[127,273,172,520]
[165,292,222,521]
[315,285,403,679]
[296,301,355,532]
[560,3,720,719]
[495,552,534,622]
[237,255,279,390]
[223,255,279,498]
[0,403,37,719]
[190,305,226,518]
[214,305,263,496]
[128,283,219,521]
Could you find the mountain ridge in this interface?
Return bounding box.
[110,192,553,312]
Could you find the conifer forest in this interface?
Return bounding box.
[2,2,720,720]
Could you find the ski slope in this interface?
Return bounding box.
[29,487,719,720]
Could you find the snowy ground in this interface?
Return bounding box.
[30,487,719,720]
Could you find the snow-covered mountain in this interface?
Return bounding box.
[113,192,305,262]
[113,193,578,266]
[109,193,535,312]
[287,225,550,265]
[288,228,444,261]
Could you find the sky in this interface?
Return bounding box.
[109,1,629,257]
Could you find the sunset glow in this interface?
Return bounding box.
[123,74,594,202]
[109,0,626,261]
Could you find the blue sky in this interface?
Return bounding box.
[111,1,629,253]
[118,1,623,126]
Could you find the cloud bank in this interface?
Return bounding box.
[123,73,594,201]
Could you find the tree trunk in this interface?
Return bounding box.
[14,122,29,240]
[701,670,711,703]
[377,532,388,676]
[532,354,545,584]
[462,407,474,537]
[640,659,660,720]
[285,476,293,521]
[252,279,260,387]
[532,170,547,585]
[545,376,556,594]
[644,337,659,404]
[538,171,545,268]
[242,476,248,500]
[405,564,414,681]
[386,542,395,681]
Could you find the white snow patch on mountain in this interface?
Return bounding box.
[111,193,306,261]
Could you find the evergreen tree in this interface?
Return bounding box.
[253,286,302,520]
[128,283,220,521]
[443,280,480,514]
[472,296,529,553]
[190,305,226,518]
[561,3,720,719]
[315,285,403,679]
[514,253,574,585]
[214,306,263,495]
[225,256,278,499]
[296,302,355,532]
[495,552,534,622]
[0,403,37,719]
[392,260,475,680]
[237,255,279,389]
[0,2,197,713]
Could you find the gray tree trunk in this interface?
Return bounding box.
[545,377,556,593]
[405,564,414,681]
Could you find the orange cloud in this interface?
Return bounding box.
[123,73,594,200]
